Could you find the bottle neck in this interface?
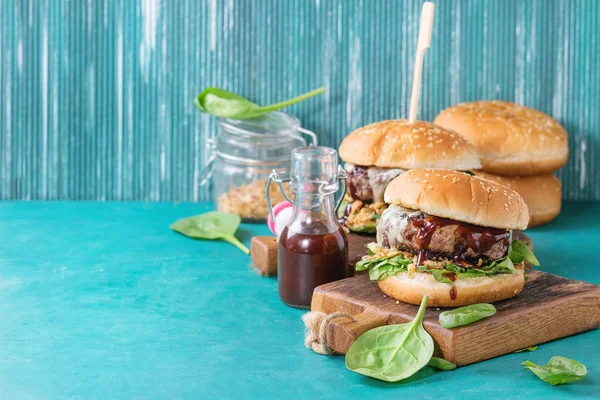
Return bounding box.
[294,192,336,214]
[288,192,339,234]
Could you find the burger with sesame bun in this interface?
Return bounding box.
[338,120,481,233]
[355,169,539,307]
[433,101,568,176]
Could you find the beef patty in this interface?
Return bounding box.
[345,164,405,203]
[377,205,511,264]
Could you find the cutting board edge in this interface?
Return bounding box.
[311,271,600,365]
[449,288,600,365]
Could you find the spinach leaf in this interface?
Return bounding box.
[456,271,489,279]
[356,239,537,282]
[348,224,378,234]
[194,87,324,119]
[428,357,457,371]
[356,254,412,281]
[442,263,463,273]
[439,304,496,329]
[170,211,250,254]
[478,253,517,275]
[368,256,411,281]
[345,296,434,382]
[523,356,587,385]
[432,270,453,283]
[509,240,540,266]
[515,346,538,353]
[366,246,375,256]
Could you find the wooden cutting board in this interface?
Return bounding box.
[312,272,600,366]
[313,233,600,366]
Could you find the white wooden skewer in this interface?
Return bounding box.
[408,2,435,123]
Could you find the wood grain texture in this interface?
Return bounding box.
[250,236,278,276]
[0,1,598,201]
[311,271,600,366]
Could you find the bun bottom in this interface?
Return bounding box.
[473,171,562,228]
[529,205,561,228]
[377,268,525,307]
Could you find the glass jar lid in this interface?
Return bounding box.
[216,112,309,165]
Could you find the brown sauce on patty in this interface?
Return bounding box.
[405,214,510,263]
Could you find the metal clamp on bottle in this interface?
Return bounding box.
[266,170,293,222]
[266,163,347,222]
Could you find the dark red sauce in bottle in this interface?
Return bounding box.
[271,147,350,309]
[278,220,349,308]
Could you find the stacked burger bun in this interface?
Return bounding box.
[338,120,481,233]
[434,101,568,227]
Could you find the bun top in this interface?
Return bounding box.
[339,120,481,170]
[384,169,529,230]
[433,101,568,176]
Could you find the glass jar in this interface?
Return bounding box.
[267,147,350,308]
[201,112,317,222]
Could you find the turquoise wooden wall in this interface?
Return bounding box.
[0,0,598,201]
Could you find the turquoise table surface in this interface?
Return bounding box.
[0,201,598,399]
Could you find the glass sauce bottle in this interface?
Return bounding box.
[267,147,350,308]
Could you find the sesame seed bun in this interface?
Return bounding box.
[474,171,561,228]
[433,101,568,176]
[384,169,530,230]
[377,268,525,307]
[339,120,481,170]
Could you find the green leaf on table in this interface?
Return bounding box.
[194,87,324,119]
[345,296,434,382]
[515,346,538,353]
[522,356,587,385]
[428,357,457,371]
[439,304,496,329]
[170,211,250,254]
